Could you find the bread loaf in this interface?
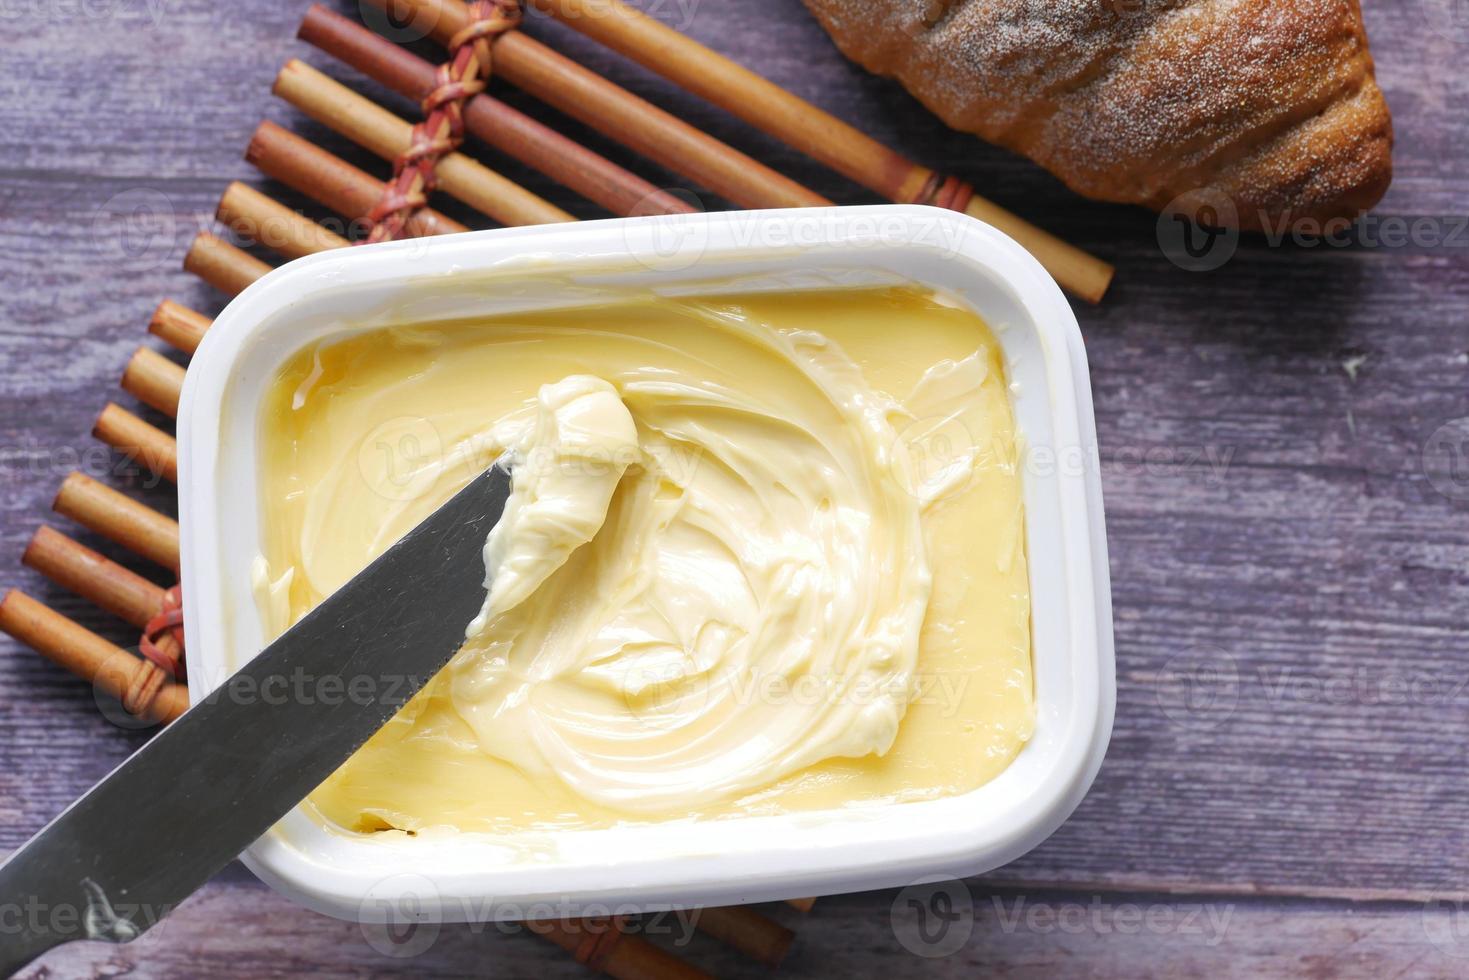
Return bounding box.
[803,0,1393,230]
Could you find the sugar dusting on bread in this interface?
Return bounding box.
[804,0,1392,228]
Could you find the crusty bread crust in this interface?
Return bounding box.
[803,0,1393,230]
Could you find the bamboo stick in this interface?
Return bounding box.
[43,475,187,703]
[218,181,350,259]
[0,590,188,723]
[53,473,179,572]
[121,347,186,417]
[186,233,269,296]
[528,0,1114,303]
[358,0,828,211]
[693,905,794,968]
[149,300,211,355]
[299,5,694,218]
[535,0,910,198]
[534,919,711,980]
[22,522,185,708]
[246,121,468,238]
[117,368,180,422]
[274,59,575,227]
[185,232,272,297]
[786,897,816,913]
[132,374,180,419]
[93,403,178,484]
[23,526,165,629]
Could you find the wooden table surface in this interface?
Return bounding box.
[3,0,1467,976]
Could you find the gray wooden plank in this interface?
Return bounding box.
[17,874,1469,980]
[0,1,1467,974]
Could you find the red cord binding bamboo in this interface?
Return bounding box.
[248,121,468,238]
[299,5,696,218]
[359,0,829,211]
[359,0,523,242]
[0,590,187,723]
[274,59,575,227]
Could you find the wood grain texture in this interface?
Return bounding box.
[1,0,1467,975]
[17,871,1469,979]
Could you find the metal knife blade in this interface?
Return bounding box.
[0,463,512,975]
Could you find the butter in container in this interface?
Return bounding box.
[178,206,1115,919]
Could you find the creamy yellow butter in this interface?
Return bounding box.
[254,287,1034,834]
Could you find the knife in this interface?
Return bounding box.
[0,463,512,975]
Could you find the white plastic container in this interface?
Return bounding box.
[178,206,1115,922]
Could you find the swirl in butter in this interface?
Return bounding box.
[467,376,639,633]
[454,351,932,808]
[254,287,1033,833]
